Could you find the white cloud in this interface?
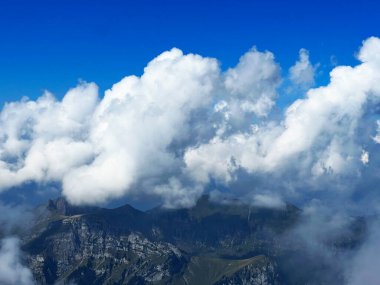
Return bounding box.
[0,38,380,208]
[153,177,203,208]
[250,194,285,209]
[372,120,380,144]
[361,150,369,165]
[62,48,220,204]
[224,48,281,118]
[289,48,316,89]
[0,83,97,190]
[0,237,34,285]
[184,37,380,190]
[0,45,283,207]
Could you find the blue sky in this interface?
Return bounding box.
[0,0,379,105]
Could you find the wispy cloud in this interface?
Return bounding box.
[0,237,34,285]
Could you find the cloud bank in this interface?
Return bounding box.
[0,38,380,210]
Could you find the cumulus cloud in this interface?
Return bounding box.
[62,49,220,204]
[184,37,380,198]
[0,83,97,190]
[0,46,283,207]
[0,38,380,209]
[223,48,281,118]
[289,48,317,89]
[0,237,34,285]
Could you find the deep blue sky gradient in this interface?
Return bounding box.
[0,0,379,105]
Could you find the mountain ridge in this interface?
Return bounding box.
[9,195,366,284]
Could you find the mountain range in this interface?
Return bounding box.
[4,195,367,285]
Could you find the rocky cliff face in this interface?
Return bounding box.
[24,199,187,284]
[214,257,279,285]
[28,228,185,284]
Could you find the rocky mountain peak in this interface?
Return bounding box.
[46,197,99,217]
[47,197,70,215]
